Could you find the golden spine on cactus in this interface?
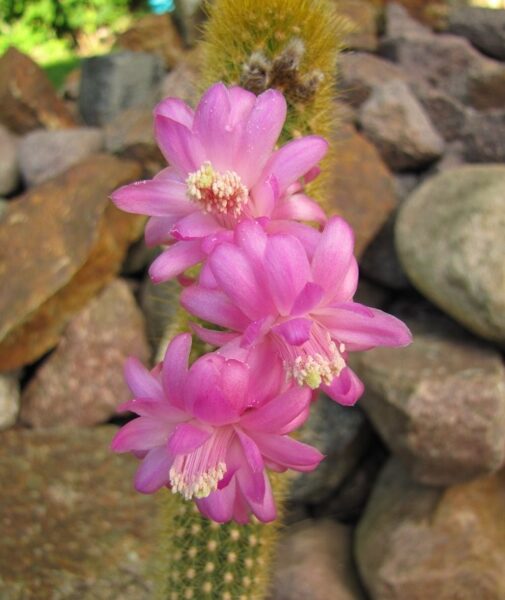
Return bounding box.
[154,1,344,598]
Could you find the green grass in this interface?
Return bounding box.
[43,56,82,90]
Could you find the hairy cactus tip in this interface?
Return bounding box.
[109,82,412,525]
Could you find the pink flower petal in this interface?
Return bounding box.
[234,89,287,187]
[322,367,364,406]
[181,285,249,331]
[134,446,173,493]
[196,477,236,523]
[291,282,324,316]
[110,417,169,452]
[264,234,311,316]
[272,317,312,346]
[241,385,312,434]
[266,220,321,259]
[243,471,276,523]
[250,432,324,472]
[311,217,357,301]
[317,303,413,351]
[167,422,212,456]
[145,216,177,247]
[154,97,194,129]
[161,333,192,408]
[171,211,221,240]
[235,429,265,502]
[117,398,187,422]
[149,240,205,283]
[190,323,238,347]
[273,193,327,225]
[264,136,328,193]
[209,243,266,321]
[221,358,250,415]
[111,178,191,218]
[154,116,205,175]
[124,357,164,400]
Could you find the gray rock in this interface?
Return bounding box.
[411,82,468,142]
[0,427,155,598]
[0,125,19,195]
[360,215,412,291]
[354,302,505,485]
[431,140,466,174]
[79,51,163,126]
[290,395,372,504]
[0,373,19,430]
[356,458,505,600]
[448,6,505,60]
[396,165,505,344]
[104,107,154,153]
[359,80,444,171]
[393,172,420,201]
[380,26,505,107]
[461,110,505,163]
[271,520,366,600]
[384,2,431,38]
[20,279,150,428]
[18,127,104,186]
[338,52,406,108]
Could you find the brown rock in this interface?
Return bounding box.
[21,280,149,428]
[328,124,397,257]
[0,47,76,134]
[468,63,505,111]
[0,155,143,371]
[338,52,406,108]
[356,459,505,600]
[0,124,19,195]
[116,13,184,69]
[104,107,154,153]
[271,519,366,600]
[0,427,155,599]
[354,302,505,485]
[0,372,20,430]
[161,52,200,105]
[337,0,379,52]
[461,110,505,163]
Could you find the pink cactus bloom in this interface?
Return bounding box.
[111,334,323,523]
[181,217,412,406]
[110,83,328,283]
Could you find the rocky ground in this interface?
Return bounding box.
[0,1,504,599]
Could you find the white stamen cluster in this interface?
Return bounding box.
[169,462,226,500]
[286,340,346,389]
[186,161,248,217]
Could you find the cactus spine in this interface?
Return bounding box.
[155,1,344,597]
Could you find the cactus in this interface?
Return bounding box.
[154,1,344,598]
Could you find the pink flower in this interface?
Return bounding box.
[110,83,327,283]
[111,334,323,523]
[181,217,412,406]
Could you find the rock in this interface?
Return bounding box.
[118,143,166,180]
[393,172,420,201]
[104,108,154,153]
[411,82,467,142]
[359,80,444,171]
[378,0,447,29]
[0,373,20,430]
[290,395,372,504]
[79,51,164,126]
[317,441,388,522]
[354,302,505,485]
[173,0,206,46]
[116,13,184,69]
[467,63,505,111]
[0,427,154,599]
[461,110,505,163]
[140,275,181,352]
[380,27,505,107]
[338,52,406,108]
[396,165,505,345]
[20,280,149,428]
[271,520,366,600]
[360,215,412,291]
[448,6,505,61]
[0,125,19,195]
[121,238,160,276]
[0,155,143,371]
[430,140,466,173]
[328,124,397,257]
[0,47,76,134]
[353,278,391,309]
[356,459,505,600]
[337,0,379,52]
[61,68,81,101]
[18,127,104,186]
[160,51,200,105]
[384,2,431,38]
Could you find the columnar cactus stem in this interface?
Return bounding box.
[154,1,344,597]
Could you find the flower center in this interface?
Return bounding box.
[186,161,248,218]
[281,326,346,390]
[169,429,232,500]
